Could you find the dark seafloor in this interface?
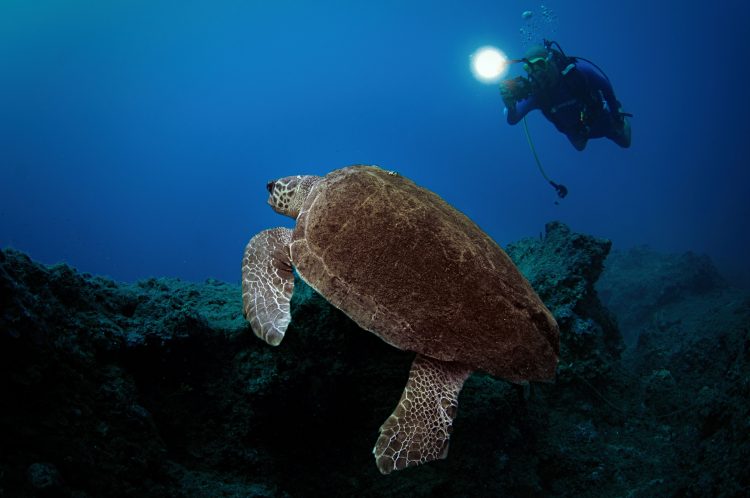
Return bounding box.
[1,221,748,497]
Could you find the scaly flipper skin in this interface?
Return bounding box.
[242,227,294,346]
[373,354,472,474]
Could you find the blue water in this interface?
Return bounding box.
[1,0,748,285]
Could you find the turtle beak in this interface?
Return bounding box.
[266,181,276,210]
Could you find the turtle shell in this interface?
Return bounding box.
[289,165,558,382]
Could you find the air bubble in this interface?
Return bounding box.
[519,4,558,48]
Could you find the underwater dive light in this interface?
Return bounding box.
[471,46,509,83]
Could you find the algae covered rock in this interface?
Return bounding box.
[2,220,747,497]
[0,248,280,497]
[506,221,623,385]
[597,246,728,345]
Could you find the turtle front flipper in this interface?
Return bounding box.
[373,355,472,474]
[242,227,294,346]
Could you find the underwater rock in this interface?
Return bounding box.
[1,226,748,497]
[506,222,623,384]
[0,248,275,497]
[641,368,680,414]
[601,247,750,495]
[598,246,727,345]
[26,462,63,495]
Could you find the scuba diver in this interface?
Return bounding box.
[500,40,631,151]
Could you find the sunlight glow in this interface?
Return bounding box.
[470,46,509,84]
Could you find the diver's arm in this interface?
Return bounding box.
[506,95,538,125]
[501,76,538,125]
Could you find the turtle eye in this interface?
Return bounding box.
[266,181,275,193]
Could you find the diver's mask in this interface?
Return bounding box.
[523,54,557,89]
[523,56,549,74]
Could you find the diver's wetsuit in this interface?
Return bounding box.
[505,59,628,150]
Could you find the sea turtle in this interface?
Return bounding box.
[242,165,558,474]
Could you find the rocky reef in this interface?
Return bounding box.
[1,222,748,497]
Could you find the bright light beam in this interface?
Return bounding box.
[471,46,509,84]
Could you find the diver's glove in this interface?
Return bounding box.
[500,76,532,107]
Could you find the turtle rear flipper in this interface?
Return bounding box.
[373,355,472,474]
[242,227,294,346]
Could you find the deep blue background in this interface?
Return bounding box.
[1,1,749,285]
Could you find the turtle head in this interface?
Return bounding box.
[266,175,323,218]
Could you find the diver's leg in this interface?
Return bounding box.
[609,118,631,148]
[568,133,588,151]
